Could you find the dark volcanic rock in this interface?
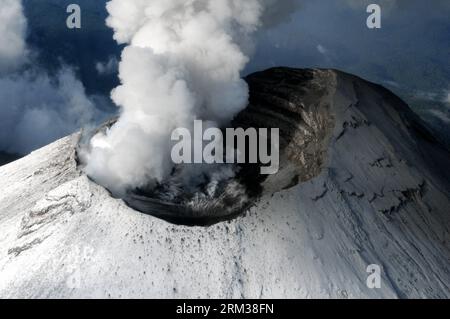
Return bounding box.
[234,68,336,192]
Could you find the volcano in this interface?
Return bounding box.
[0,68,449,298]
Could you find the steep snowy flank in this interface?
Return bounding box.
[0,68,449,298]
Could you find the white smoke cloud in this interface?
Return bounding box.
[96,56,119,76]
[0,0,98,155]
[84,0,297,194]
[0,68,97,154]
[0,0,28,73]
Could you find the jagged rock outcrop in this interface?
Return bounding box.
[0,68,449,298]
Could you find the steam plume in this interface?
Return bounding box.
[84,0,298,194]
[0,0,98,154]
[0,0,27,73]
[0,68,97,154]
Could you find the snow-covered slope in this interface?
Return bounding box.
[0,69,449,298]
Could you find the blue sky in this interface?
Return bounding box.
[24,0,450,101]
[249,0,450,97]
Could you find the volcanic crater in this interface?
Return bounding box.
[78,68,336,226]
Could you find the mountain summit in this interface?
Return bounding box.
[0,68,449,298]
